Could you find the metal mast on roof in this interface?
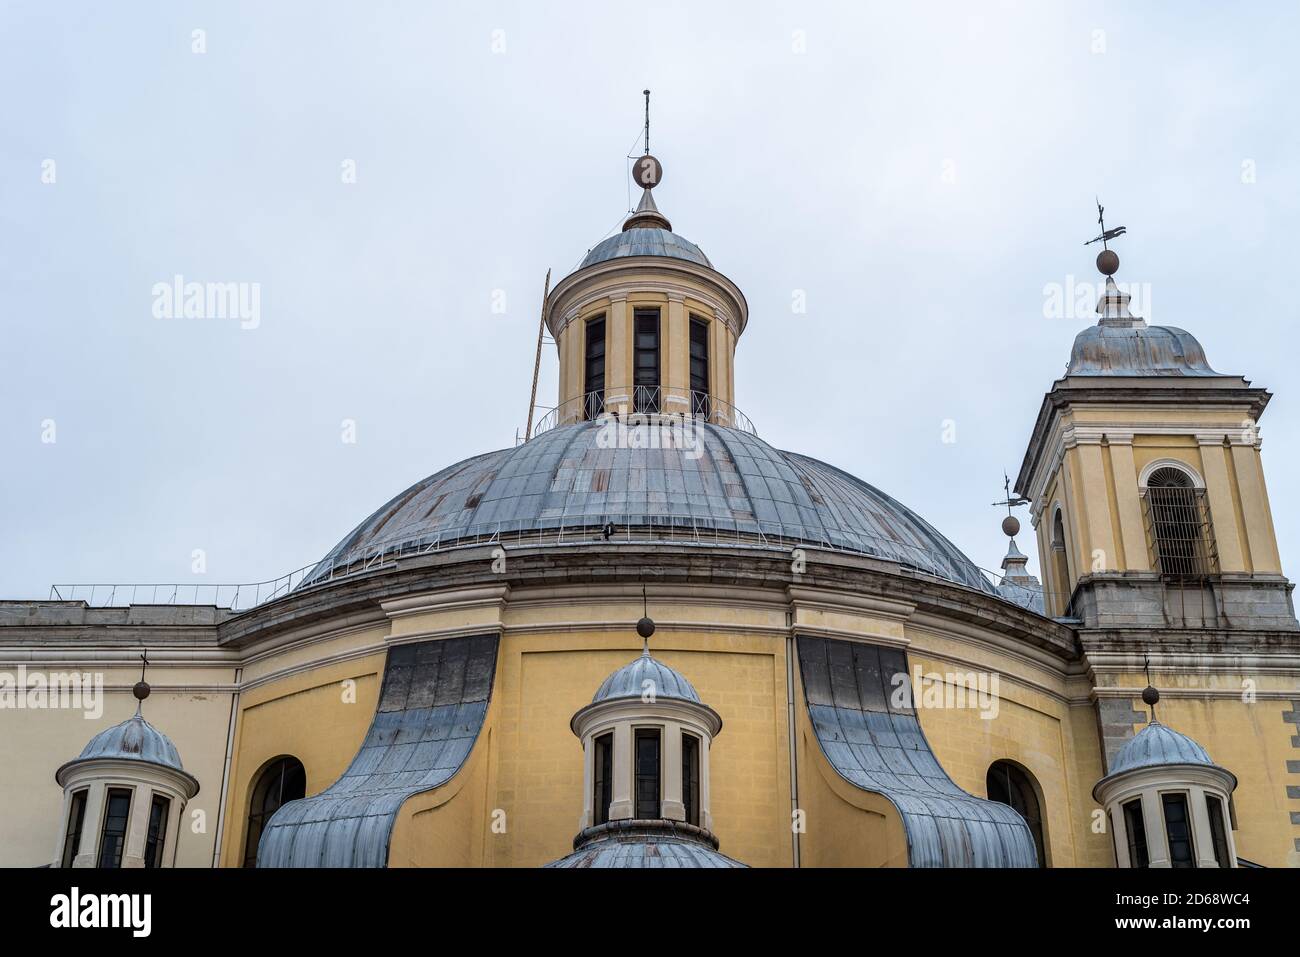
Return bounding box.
[643,89,651,154]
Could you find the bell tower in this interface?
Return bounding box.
[1015,209,1294,631]
[535,93,749,436]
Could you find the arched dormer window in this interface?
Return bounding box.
[243,756,306,868]
[1141,464,1217,580]
[987,761,1047,867]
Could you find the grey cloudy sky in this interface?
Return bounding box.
[2,1,1297,600]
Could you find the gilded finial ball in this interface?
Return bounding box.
[133,680,151,702]
[1002,515,1021,538]
[1141,685,1160,707]
[1096,249,1120,276]
[636,616,656,639]
[634,154,662,189]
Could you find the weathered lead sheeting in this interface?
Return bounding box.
[796,635,1038,868]
[546,836,745,868]
[309,421,996,596]
[1068,322,1219,376]
[256,634,498,868]
[580,226,712,269]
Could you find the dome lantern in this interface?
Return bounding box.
[52,652,198,869]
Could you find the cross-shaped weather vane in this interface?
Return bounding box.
[1084,198,1126,276]
[992,472,1030,539]
[1084,198,1127,249]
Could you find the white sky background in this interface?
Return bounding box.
[2,1,1297,599]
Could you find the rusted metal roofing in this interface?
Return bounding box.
[797,635,1038,868]
[256,634,497,868]
[311,421,996,596]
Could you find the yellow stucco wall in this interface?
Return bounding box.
[0,660,234,868]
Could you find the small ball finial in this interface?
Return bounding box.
[133,680,151,702]
[1096,249,1120,276]
[1002,515,1021,538]
[633,154,662,190]
[1141,685,1160,707]
[636,616,656,639]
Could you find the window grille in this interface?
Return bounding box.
[1143,468,1218,581]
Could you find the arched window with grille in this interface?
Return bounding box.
[243,756,306,868]
[987,760,1047,867]
[1142,466,1217,580]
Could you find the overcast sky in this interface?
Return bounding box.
[2,1,1297,602]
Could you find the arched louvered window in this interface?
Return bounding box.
[1144,466,1217,580]
[243,756,306,868]
[987,760,1047,867]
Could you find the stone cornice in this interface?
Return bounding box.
[1015,380,1271,507]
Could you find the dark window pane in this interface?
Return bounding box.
[584,316,605,419]
[633,310,660,407]
[1123,799,1149,868]
[97,789,132,869]
[143,795,171,869]
[1207,796,1231,868]
[681,734,700,827]
[243,757,307,868]
[1162,793,1195,868]
[985,761,1046,867]
[61,791,88,868]
[634,729,661,819]
[593,733,613,827]
[689,316,710,418]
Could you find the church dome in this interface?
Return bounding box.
[1067,323,1218,377]
[544,820,746,868]
[592,649,700,704]
[1066,277,1219,377]
[55,712,197,792]
[1107,721,1216,775]
[309,420,996,596]
[579,226,712,271]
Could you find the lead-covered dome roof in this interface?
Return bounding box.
[310,421,996,595]
[56,712,199,795]
[579,226,712,270]
[592,650,701,705]
[1107,721,1217,775]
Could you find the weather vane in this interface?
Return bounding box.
[1084,198,1126,276]
[992,472,1029,538]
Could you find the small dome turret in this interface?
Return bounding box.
[57,713,191,782]
[590,648,702,706]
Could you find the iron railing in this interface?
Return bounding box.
[49,512,1039,613]
[530,386,756,439]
